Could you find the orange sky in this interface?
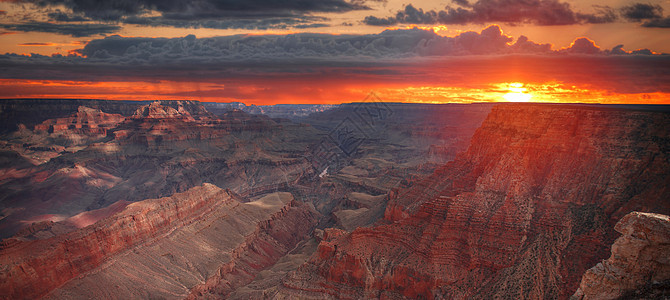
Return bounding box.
[0,0,669,104]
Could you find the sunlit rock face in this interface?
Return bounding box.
[0,99,143,134]
[0,184,317,299]
[573,212,670,300]
[276,104,670,299]
[34,106,125,136]
[0,99,214,134]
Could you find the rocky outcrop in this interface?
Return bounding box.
[572,212,670,300]
[0,99,217,133]
[203,102,335,119]
[157,100,213,118]
[34,106,125,135]
[0,99,142,133]
[131,101,194,120]
[0,184,318,299]
[277,104,670,299]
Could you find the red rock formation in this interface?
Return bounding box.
[131,101,194,120]
[572,212,670,300]
[34,106,125,135]
[0,184,234,299]
[0,184,317,299]
[276,104,670,299]
[0,101,318,239]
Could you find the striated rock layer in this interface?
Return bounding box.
[0,102,319,238]
[277,104,670,299]
[0,184,317,299]
[34,106,125,135]
[0,99,213,133]
[573,212,670,300]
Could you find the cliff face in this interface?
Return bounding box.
[0,184,233,298]
[0,184,317,299]
[0,99,214,133]
[277,104,670,299]
[573,212,670,300]
[34,106,125,135]
[0,99,144,133]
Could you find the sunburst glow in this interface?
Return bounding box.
[502,82,533,102]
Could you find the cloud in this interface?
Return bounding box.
[620,3,663,21]
[0,25,667,97]
[509,35,552,53]
[452,0,471,7]
[642,17,670,28]
[18,42,56,46]
[561,37,660,55]
[69,25,556,62]
[22,0,373,21]
[0,25,662,72]
[47,10,90,22]
[364,0,617,26]
[617,2,670,28]
[0,22,121,37]
[563,37,601,54]
[123,15,329,30]
[607,44,658,55]
[5,0,372,33]
[364,4,442,26]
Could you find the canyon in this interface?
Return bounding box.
[0,100,668,299]
[275,104,670,299]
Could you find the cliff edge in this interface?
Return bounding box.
[573,212,670,300]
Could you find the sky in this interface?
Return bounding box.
[0,0,669,104]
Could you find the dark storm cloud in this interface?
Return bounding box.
[5,0,377,34]
[364,0,616,26]
[47,10,90,22]
[620,3,663,21]
[617,3,670,28]
[1,25,662,72]
[642,17,670,28]
[0,25,552,82]
[70,25,556,63]
[123,15,329,30]
[452,0,471,7]
[24,0,373,21]
[0,22,121,37]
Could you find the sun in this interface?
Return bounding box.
[502,82,533,102]
[503,92,532,102]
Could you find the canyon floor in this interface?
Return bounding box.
[0,100,668,299]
